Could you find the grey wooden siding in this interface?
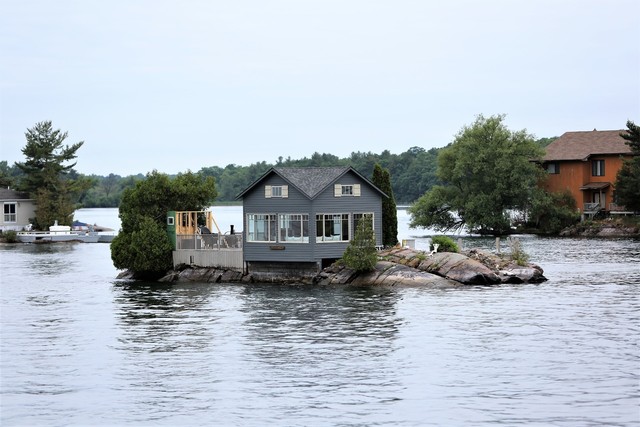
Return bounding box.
[243,174,315,262]
[242,169,383,264]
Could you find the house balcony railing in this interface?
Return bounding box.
[176,233,243,251]
[583,203,602,214]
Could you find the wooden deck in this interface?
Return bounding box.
[172,249,243,272]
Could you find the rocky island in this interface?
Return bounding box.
[153,247,547,288]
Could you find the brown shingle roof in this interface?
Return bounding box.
[543,130,631,161]
[0,188,32,200]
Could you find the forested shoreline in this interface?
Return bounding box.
[1,139,555,209]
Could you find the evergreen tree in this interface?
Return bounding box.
[371,163,398,247]
[615,120,640,212]
[342,215,377,272]
[16,121,84,229]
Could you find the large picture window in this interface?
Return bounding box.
[3,203,16,223]
[246,214,277,242]
[279,214,309,243]
[316,213,349,242]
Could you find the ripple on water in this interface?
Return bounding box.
[1,234,639,426]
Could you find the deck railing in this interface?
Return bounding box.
[609,203,627,212]
[176,233,243,251]
[583,202,602,213]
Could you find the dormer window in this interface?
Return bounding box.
[265,185,288,198]
[334,183,361,197]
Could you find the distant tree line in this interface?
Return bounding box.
[1,137,557,209]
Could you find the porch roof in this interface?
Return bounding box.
[579,182,611,191]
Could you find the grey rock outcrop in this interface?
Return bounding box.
[316,261,461,288]
[134,247,546,287]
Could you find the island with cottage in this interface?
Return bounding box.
[128,166,546,287]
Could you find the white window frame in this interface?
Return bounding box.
[279,214,309,243]
[246,213,277,242]
[316,213,350,242]
[3,203,17,223]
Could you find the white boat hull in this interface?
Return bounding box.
[17,231,102,243]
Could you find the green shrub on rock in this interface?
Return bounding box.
[342,215,377,272]
[430,235,459,253]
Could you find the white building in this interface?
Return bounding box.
[0,188,36,232]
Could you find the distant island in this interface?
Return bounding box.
[1,137,556,209]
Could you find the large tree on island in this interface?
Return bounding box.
[371,163,398,247]
[111,170,217,279]
[16,121,85,230]
[408,114,544,235]
[614,120,640,212]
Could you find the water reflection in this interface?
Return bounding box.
[112,281,221,353]
[236,285,405,421]
[240,285,402,362]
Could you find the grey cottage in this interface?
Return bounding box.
[236,166,387,278]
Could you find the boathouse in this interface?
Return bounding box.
[167,166,387,280]
[236,166,387,279]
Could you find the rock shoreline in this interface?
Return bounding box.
[120,248,547,288]
[559,218,639,237]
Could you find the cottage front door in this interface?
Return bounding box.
[592,192,604,209]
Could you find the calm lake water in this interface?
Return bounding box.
[1,208,639,426]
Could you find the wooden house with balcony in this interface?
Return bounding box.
[541,129,633,218]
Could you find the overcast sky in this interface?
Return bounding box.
[1,0,638,176]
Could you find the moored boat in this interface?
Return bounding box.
[17,221,104,243]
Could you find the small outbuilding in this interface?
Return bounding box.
[0,188,36,232]
[236,166,387,279]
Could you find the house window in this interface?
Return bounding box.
[334,184,361,197]
[247,214,277,242]
[265,185,288,198]
[167,216,174,225]
[353,213,374,238]
[279,214,309,243]
[592,159,605,176]
[546,162,560,174]
[316,213,349,242]
[3,203,16,223]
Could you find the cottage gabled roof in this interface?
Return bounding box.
[236,166,387,200]
[543,130,631,161]
[0,188,32,201]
